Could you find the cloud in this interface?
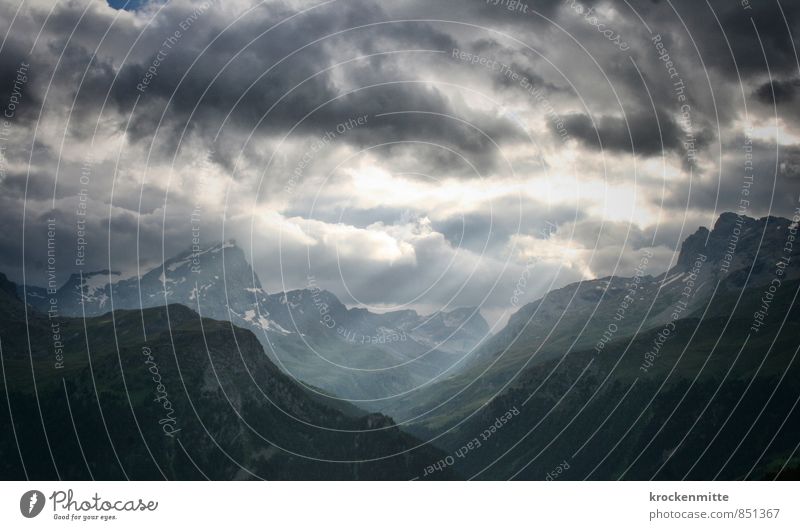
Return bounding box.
[558,111,681,156]
[1,0,799,320]
[754,78,800,105]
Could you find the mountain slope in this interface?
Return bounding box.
[381,213,800,429]
[0,274,456,480]
[19,242,491,403]
[424,276,800,479]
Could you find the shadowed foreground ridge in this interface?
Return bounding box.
[398,214,800,479]
[0,277,455,480]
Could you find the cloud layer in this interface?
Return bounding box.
[1,0,799,323]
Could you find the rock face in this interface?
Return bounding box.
[18,241,491,403]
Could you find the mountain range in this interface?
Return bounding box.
[3,211,799,479]
[388,212,800,479]
[381,213,800,426]
[0,273,456,480]
[19,241,491,404]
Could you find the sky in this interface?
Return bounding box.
[1,0,798,324]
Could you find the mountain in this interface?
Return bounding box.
[424,274,800,479]
[381,214,800,430]
[474,213,800,368]
[0,273,456,480]
[377,212,800,479]
[3,212,798,480]
[19,242,491,403]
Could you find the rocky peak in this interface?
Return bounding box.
[674,213,795,272]
[676,225,711,269]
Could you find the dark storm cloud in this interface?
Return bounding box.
[534,0,798,161]
[2,0,510,164]
[630,0,800,80]
[463,37,563,92]
[554,110,711,159]
[753,77,800,105]
[84,0,528,172]
[0,42,39,125]
[1,0,800,315]
[48,45,121,140]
